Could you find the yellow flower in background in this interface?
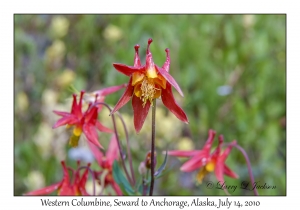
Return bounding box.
[56,68,75,88]
[103,24,123,42]
[16,91,29,113]
[51,16,70,38]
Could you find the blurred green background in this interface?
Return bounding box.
[14,14,286,196]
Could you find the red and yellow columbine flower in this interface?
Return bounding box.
[25,161,90,196]
[88,134,122,195]
[53,91,114,148]
[168,129,238,184]
[111,38,188,133]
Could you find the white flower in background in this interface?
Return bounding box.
[24,171,45,191]
[217,85,232,96]
[33,122,53,159]
[68,146,94,163]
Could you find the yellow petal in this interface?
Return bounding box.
[205,161,215,172]
[153,87,161,99]
[146,67,158,78]
[132,73,144,86]
[73,127,82,136]
[134,84,142,97]
[69,134,80,147]
[196,167,208,184]
[154,75,167,89]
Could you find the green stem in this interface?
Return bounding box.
[149,99,156,196]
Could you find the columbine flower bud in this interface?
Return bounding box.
[144,151,156,169]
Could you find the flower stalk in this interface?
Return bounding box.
[116,112,136,185]
[149,99,157,196]
[233,144,259,196]
[95,102,134,187]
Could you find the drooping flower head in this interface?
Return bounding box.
[25,161,90,196]
[168,129,238,184]
[111,38,188,133]
[53,87,122,148]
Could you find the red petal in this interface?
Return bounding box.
[70,94,79,115]
[53,110,71,117]
[83,124,103,149]
[214,160,225,184]
[162,48,170,72]
[71,92,83,118]
[132,95,151,133]
[134,44,141,67]
[219,140,236,161]
[215,141,237,183]
[87,140,103,166]
[211,135,224,158]
[59,185,75,195]
[202,129,217,151]
[113,63,143,76]
[161,83,188,123]
[106,134,119,166]
[224,164,239,179]
[84,106,98,124]
[52,116,78,128]
[61,161,70,183]
[155,65,184,97]
[94,84,126,97]
[168,150,200,157]
[24,182,61,195]
[78,165,90,187]
[111,77,134,114]
[96,121,113,133]
[77,91,84,114]
[180,152,208,172]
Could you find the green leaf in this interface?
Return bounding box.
[144,166,173,185]
[155,165,173,179]
[112,161,135,195]
[134,176,144,195]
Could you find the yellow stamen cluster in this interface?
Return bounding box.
[132,70,165,107]
[140,78,157,107]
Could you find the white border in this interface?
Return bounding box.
[4,0,298,209]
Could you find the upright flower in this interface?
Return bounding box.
[53,90,115,148]
[88,134,122,195]
[168,129,238,184]
[111,38,188,133]
[25,161,90,196]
